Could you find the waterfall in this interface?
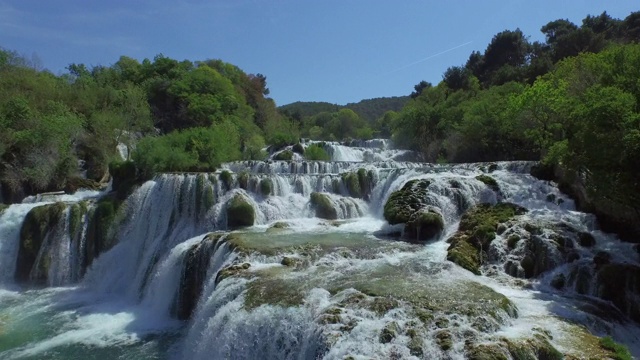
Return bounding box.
[2,153,640,358]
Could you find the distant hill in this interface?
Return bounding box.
[280,96,409,124]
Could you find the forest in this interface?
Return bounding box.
[1,10,639,219]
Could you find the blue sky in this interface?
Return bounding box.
[1,1,637,105]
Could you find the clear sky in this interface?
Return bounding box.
[1,0,637,106]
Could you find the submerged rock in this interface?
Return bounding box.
[226,194,255,229]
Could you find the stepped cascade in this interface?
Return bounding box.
[0,139,639,359]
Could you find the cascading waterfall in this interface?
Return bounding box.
[1,144,640,359]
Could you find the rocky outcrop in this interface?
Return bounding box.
[447,203,527,274]
[226,194,255,229]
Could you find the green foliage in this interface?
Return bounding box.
[273,150,293,161]
[304,144,330,161]
[132,120,241,177]
[599,337,632,360]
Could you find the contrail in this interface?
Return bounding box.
[390,41,473,73]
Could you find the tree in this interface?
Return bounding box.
[410,81,432,98]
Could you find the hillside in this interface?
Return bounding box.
[279,96,409,124]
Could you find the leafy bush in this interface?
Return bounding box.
[304,144,330,161]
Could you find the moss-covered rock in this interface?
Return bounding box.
[310,192,337,220]
[237,172,250,190]
[404,210,444,241]
[274,150,293,161]
[84,196,121,272]
[16,202,67,284]
[64,176,102,194]
[220,170,233,191]
[341,172,362,199]
[383,179,431,225]
[0,204,8,216]
[467,343,509,360]
[226,194,255,229]
[476,174,500,193]
[292,143,304,155]
[436,330,453,351]
[259,178,273,196]
[448,203,526,274]
[267,221,290,233]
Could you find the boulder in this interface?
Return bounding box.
[226,194,255,229]
[404,210,444,241]
[310,192,337,220]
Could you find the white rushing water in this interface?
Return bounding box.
[1,155,639,359]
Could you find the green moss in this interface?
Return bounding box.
[259,178,273,196]
[383,179,431,225]
[226,194,255,229]
[599,336,632,360]
[476,174,500,193]
[310,192,337,220]
[274,150,293,161]
[220,170,233,191]
[447,234,481,275]
[0,204,8,215]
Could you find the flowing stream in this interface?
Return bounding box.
[0,140,639,359]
